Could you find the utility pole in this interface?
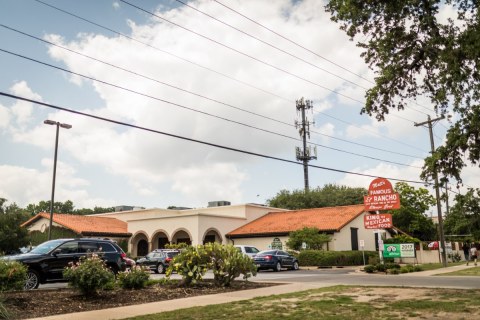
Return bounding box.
[295,97,316,191]
[414,115,447,267]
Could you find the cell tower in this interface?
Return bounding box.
[295,97,317,191]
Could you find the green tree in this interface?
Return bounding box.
[287,227,331,250]
[0,198,30,254]
[389,183,436,241]
[26,200,75,214]
[267,184,367,209]
[325,1,480,185]
[444,188,480,240]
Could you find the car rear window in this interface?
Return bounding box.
[166,252,179,258]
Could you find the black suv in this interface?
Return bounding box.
[136,249,180,274]
[3,238,127,289]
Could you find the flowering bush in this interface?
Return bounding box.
[0,260,27,292]
[117,266,150,289]
[63,254,115,295]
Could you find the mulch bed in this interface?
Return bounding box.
[2,281,274,319]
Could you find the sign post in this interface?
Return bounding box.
[364,178,400,265]
[359,240,365,266]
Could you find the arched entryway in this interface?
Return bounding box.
[203,228,222,244]
[151,230,169,250]
[130,232,149,257]
[171,229,192,245]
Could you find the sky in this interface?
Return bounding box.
[0,0,478,212]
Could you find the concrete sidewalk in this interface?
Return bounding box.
[31,264,477,320]
[31,282,332,320]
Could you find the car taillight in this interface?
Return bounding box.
[165,257,172,263]
[121,252,127,260]
[265,255,272,260]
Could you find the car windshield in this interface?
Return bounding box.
[29,239,66,254]
[257,250,276,255]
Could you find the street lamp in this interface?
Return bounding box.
[44,120,72,240]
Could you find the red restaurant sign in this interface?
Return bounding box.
[364,213,393,229]
[364,177,401,211]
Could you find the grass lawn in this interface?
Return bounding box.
[439,266,480,276]
[418,261,465,271]
[127,286,480,320]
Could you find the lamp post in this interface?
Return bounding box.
[44,120,72,240]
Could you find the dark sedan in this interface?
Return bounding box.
[135,250,179,274]
[253,250,299,272]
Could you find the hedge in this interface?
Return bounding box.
[298,250,378,267]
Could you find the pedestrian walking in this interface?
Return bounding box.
[462,242,470,261]
[467,245,478,266]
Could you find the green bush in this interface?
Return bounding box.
[166,245,209,285]
[363,265,375,273]
[167,244,258,287]
[384,262,401,269]
[298,250,378,267]
[204,243,257,287]
[63,254,115,295]
[117,266,150,289]
[0,260,27,292]
[375,263,387,272]
[413,265,423,272]
[389,268,400,275]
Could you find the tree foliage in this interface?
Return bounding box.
[0,198,30,254]
[325,0,480,185]
[267,184,367,209]
[287,227,331,251]
[444,188,480,240]
[389,183,436,241]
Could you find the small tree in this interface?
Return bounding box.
[287,227,330,250]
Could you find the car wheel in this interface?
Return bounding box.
[156,263,165,274]
[24,269,40,290]
[274,262,282,272]
[291,261,299,271]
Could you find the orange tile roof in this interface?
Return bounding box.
[227,204,365,236]
[21,212,131,237]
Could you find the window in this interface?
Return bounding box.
[57,241,78,254]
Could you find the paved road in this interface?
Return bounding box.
[39,267,480,290]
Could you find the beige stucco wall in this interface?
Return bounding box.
[26,217,62,232]
[227,212,392,252]
[92,204,287,255]
[331,212,378,251]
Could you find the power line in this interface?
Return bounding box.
[0,47,422,169]
[0,91,430,185]
[0,23,425,160]
[174,0,370,91]
[210,0,437,117]
[119,0,368,106]
[31,0,429,156]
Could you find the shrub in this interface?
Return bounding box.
[166,245,209,285]
[63,254,115,295]
[0,296,10,320]
[298,250,378,267]
[375,263,386,272]
[384,262,401,270]
[389,268,400,275]
[117,266,150,289]
[363,265,375,273]
[0,260,27,292]
[204,243,257,287]
[413,265,423,272]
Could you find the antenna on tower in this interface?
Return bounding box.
[295,97,316,191]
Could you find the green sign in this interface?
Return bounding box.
[383,243,415,258]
